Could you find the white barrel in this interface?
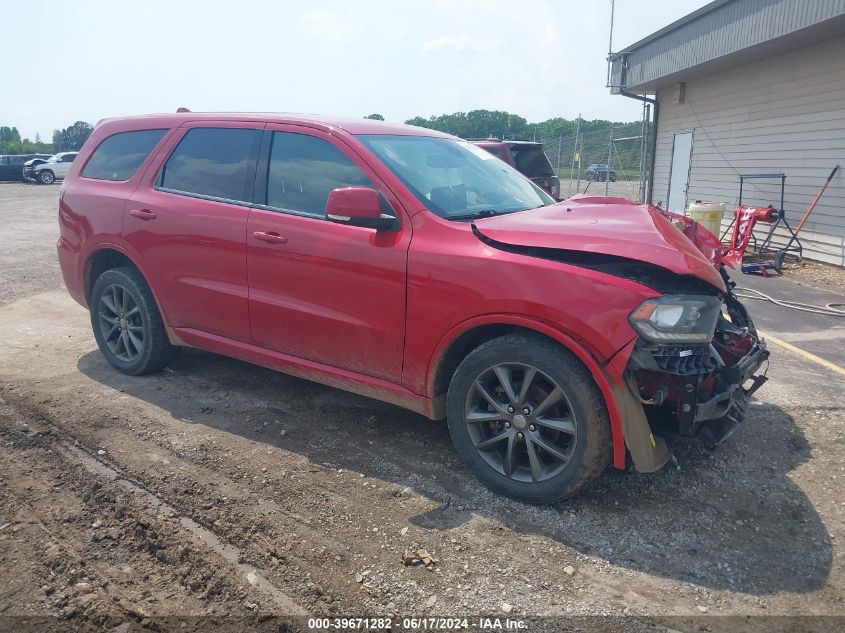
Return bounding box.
[687,200,726,237]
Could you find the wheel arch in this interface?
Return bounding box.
[427,315,627,469]
[83,245,174,342]
[85,247,135,303]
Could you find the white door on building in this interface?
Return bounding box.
[667,131,693,212]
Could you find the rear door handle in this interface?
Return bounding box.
[253,231,288,244]
[130,209,157,221]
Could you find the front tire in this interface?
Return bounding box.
[90,267,177,375]
[39,170,55,184]
[446,334,611,503]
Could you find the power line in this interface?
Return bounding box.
[686,94,767,196]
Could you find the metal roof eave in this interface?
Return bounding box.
[610,1,845,93]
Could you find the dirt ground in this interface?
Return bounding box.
[1,182,844,632]
[780,259,845,293]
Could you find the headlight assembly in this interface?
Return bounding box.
[629,295,721,343]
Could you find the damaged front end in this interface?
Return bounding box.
[469,196,771,472]
[626,273,769,458]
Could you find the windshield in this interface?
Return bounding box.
[510,146,555,177]
[356,135,554,219]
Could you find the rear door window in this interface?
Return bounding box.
[510,146,555,177]
[265,132,373,215]
[159,128,261,203]
[82,130,167,181]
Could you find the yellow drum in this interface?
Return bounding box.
[687,200,727,237]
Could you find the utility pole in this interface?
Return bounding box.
[568,114,582,196]
[638,102,649,202]
[606,126,613,196]
[556,132,563,174]
[606,0,616,87]
[575,135,583,194]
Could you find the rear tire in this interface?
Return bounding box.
[446,334,612,503]
[90,267,177,375]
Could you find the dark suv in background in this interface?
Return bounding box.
[469,139,560,199]
[0,154,52,181]
[586,163,617,182]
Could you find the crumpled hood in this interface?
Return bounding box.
[473,195,726,292]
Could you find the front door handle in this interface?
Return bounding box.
[253,231,288,245]
[129,209,157,221]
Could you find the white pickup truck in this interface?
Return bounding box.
[32,152,78,184]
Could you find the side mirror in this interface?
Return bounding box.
[326,187,396,230]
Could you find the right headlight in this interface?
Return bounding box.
[629,295,721,343]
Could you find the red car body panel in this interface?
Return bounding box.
[57,112,758,476]
[401,211,660,395]
[473,196,726,293]
[122,122,262,344]
[170,326,434,417]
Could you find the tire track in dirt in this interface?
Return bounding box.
[63,443,307,616]
[3,290,844,619]
[1,376,689,618]
[0,410,306,630]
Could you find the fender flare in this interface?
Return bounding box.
[82,242,174,339]
[426,314,628,469]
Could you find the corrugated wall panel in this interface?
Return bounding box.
[652,35,845,265]
[621,0,845,88]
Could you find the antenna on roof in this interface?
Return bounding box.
[176,107,191,113]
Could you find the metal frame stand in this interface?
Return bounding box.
[720,173,803,268]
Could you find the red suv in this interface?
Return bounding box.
[57,113,768,503]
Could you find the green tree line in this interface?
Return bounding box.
[0,121,94,155]
[401,110,647,173]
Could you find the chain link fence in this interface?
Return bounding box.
[537,113,652,202]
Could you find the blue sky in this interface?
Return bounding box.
[3,0,709,140]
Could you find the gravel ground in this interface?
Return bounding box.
[559,178,642,200]
[0,183,64,304]
[781,259,845,293]
[1,182,844,631]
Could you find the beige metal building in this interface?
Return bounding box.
[610,0,845,265]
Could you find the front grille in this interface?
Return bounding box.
[649,343,718,375]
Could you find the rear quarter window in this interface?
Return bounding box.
[510,147,554,177]
[82,130,167,181]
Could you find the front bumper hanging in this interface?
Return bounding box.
[625,303,770,451]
